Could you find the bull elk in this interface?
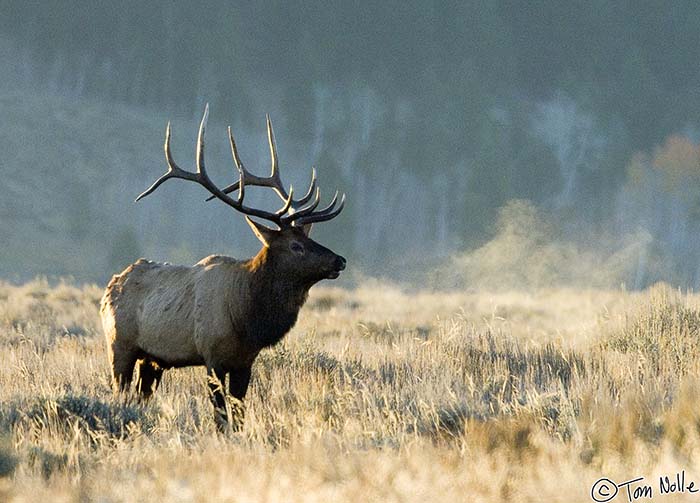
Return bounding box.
[100,105,346,430]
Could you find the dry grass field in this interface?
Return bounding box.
[2,278,700,501]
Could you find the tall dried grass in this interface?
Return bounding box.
[1,279,700,501]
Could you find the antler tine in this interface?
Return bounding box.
[136,104,287,226]
[293,193,346,226]
[196,103,213,180]
[135,172,171,202]
[207,119,290,202]
[228,123,288,197]
[139,105,344,228]
[288,190,339,225]
[317,190,339,215]
[135,122,197,202]
[282,170,345,225]
[266,114,280,181]
[208,125,258,199]
[235,158,246,204]
[194,108,286,221]
[164,121,178,171]
[293,167,317,208]
[275,186,294,217]
[228,126,244,171]
[284,187,321,221]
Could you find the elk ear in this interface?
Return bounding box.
[301,224,313,236]
[245,217,277,247]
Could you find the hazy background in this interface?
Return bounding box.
[3,1,700,288]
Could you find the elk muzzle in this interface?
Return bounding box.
[327,255,346,279]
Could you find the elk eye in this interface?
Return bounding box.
[289,241,305,255]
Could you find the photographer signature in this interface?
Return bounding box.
[591,471,698,501]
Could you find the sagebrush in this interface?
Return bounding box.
[1,279,700,501]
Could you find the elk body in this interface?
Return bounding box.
[100,105,346,430]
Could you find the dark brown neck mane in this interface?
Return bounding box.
[243,246,309,349]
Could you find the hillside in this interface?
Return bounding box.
[1,92,348,282]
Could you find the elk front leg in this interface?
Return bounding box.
[207,366,251,432]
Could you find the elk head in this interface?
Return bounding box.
[135,104,346,284]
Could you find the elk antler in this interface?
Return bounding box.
[206,112,344,226]
[136,105,345,228]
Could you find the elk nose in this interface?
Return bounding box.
[335,256,347,271]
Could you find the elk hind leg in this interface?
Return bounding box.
[136,359,164,399]
[110,344,137,393]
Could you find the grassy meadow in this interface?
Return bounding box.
[2,279,700,501]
